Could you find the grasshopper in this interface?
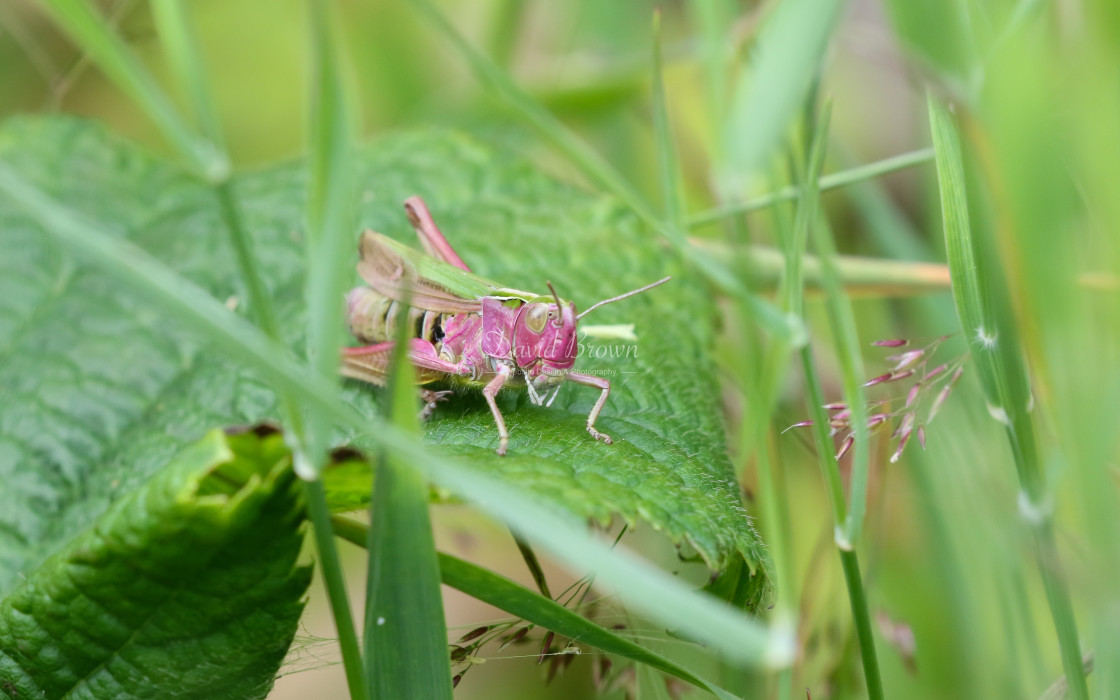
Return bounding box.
[341,196,670,455]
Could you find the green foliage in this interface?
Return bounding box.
[10,0,1119,697]
[0,429,309,699]
[0,114,766,591]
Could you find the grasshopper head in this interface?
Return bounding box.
[512,296,578,371]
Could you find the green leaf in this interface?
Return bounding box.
[0,429,310,699]
[0,116,767,605]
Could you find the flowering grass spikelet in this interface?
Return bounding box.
[787,334,968,465]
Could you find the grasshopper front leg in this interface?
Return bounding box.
[565,372,613,446]
[482,363,514,456]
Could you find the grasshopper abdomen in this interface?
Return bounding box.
[346,287,447,347]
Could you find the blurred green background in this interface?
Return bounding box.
[4,0,1118,698]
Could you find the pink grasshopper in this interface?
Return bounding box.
[341,196,669,455]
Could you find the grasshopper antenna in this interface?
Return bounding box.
[546,281,563,309]
[546,280,565,327]
[577,276,671,319]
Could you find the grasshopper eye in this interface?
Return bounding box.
[525,304,548,333]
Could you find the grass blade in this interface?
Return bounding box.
[300,3,365,697]
[365,307,453,698]
[689,241,950,297]
[788,103,872,548]
[928,94,1089,700]
[333,516,743,700]
[38,0,226,180]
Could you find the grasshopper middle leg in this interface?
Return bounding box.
[482,364,513,456]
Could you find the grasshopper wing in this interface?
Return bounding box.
[357,232,537,312]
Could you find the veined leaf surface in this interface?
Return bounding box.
[0,117,768,609]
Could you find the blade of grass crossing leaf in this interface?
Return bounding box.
[928,95,1089,700]
[365,303,453,698]
[332,517,743,700]
[651,10,685,227]
[302,3,366,698]
[145,1,283,344]
[38,0,226,179]
[0,165,786,669]
[718,0,845,194]
[411,0,804,346]
[304,0,357,465]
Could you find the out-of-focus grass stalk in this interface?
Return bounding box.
[655,5,789,694]
[689,0,736,154]
[38,0,227,180]
[485,0,526,69]
[150,0,224,151]
[49,0,305,450]
[651,10,685,230]
[717,0,845,195]
[693,242,951,297]
[981,12,1120,693]
[302,1,365,698]
[780,102,884,700]
[303,0,355,466]
[688,148,933,228]
[927,95,1089,700]
[787,124,871,548]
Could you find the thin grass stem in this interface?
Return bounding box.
[839,550,885,700]
[689,148,934,227]
[305,479,369,700]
